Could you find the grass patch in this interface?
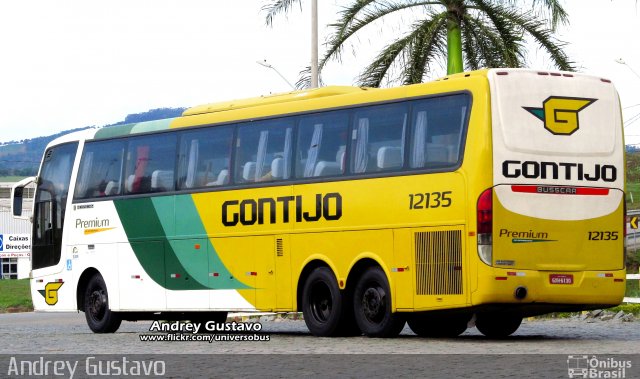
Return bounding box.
[627,182,640,210]
[626,278,640,299]
[0,279,33,313]
[607,303,640,316]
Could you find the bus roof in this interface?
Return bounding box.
[182,86,368,117]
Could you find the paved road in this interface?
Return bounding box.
[0,312,638,378]
[1,312,639,355]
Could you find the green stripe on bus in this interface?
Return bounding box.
[114,196,249,290]
[93,118,175,140]
[94,124,136,140]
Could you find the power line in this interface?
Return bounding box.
[624,111,640,128]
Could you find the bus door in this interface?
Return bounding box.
[31,143,79,275]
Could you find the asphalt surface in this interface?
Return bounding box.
[0,312,638,378]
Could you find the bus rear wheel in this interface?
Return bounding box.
[408,313,469,337]
[302,267,346,337]
[83,273,121,333]
[353,267,405,338]
[475,313,522,338]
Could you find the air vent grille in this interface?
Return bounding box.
[415,230,463,295]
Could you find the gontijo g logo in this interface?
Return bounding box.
[524,96,596,135]
[38,282,64,305]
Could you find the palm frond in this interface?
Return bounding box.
[499,9,575,71]
[262,0,304,26]
[462,15,512,69]
[534,0,569,29]
[294,66,325,89]
[320,1,443,71]
[402,13,448,84]
[469,0,526,66]
[357,11,448,87]
[501,0,569,30]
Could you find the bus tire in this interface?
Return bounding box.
[302,267,344,337]
[407,313,469,337]
[476,313,522,338]
[83,273,121,333]
[353,267,405,338]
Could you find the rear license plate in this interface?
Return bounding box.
[549,274,573,285]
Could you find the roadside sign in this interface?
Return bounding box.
[0,233,31,258]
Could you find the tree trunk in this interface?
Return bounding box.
[446,17,463,75]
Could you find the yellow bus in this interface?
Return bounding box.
[12,68,626,337]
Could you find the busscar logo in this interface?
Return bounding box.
[38,282,64,305]
[523,96,596,135]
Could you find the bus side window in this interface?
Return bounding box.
[177,126,233,189]
[410,94,469,169]
[296,110,349,178]
[74,140,125,200]
[234,120,293,183]
[352,103,407,174]
[125,133,177,194]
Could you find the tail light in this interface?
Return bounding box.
[477,188,493,266]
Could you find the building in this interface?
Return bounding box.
[0,182,34,279]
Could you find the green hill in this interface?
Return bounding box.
[0,107,185,177]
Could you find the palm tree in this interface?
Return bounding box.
[263,0,573,88]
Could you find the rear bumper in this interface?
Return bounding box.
[472,267,626,308]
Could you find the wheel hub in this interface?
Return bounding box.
[89,290,106,319]
[362,287,385,321]
[310,283,332,322]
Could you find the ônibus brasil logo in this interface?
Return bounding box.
[523,96,597,135]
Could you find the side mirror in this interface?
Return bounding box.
[11,176,36,219]
[13,186,23,216]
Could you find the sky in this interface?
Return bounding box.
[0,1,639,145]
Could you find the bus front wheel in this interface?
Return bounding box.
[475,313,522,338]
[353,267,405,338]
[83,273,122,333]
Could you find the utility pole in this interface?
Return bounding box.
[310,0,319,88]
